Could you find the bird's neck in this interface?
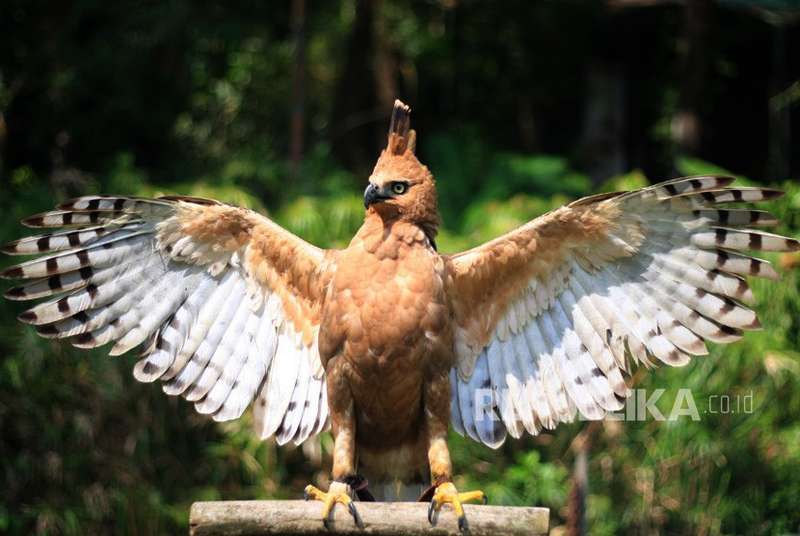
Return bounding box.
[355,212,438,256]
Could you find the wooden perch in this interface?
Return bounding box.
[190,500,549,536]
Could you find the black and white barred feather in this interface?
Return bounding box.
[450,176,799,447]
[2,195,328,445]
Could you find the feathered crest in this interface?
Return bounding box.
[387,99,416,155]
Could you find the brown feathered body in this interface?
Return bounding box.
[319,126,454,488]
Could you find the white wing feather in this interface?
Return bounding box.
[450,177,798,447]
[2,196,327,443]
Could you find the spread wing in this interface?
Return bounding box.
[445,176,799,448]
[2,195,333,445]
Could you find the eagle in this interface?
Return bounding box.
[3,100,798,532]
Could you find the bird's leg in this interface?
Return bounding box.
[303,425,364,529]
[424,369,486,534]
[304,367,364,529]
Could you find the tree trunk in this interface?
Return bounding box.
[673,0,713,155]
[290,0,306,181]
[330,0,397,177]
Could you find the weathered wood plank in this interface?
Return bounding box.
[190,500,549,536]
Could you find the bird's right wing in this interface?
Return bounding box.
[2,195,334,445]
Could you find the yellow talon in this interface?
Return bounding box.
[428,481,486,533]
[304,482,364,530]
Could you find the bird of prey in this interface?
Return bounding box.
[3,100,798,532]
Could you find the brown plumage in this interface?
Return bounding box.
[3,100,799,531]
[320,102,452,490]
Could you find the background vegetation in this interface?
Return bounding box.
[1,1,799,534]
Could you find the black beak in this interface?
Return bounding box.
[363,184,387,208]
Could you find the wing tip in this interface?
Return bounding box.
[1,240,21,255]
[133,360,163,383]
[0,266,24,279]
[761,189,785,201]
[71,332,97,348]
[743,316,763,331]
[785,238,800,252]
[35,324,60,337]
[17,310,39,324]
[21,214,47,228]
[4,285,28,300]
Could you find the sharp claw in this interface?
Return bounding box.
[458,515,470,535]
[305,482,365,530]
[427,483,484,532]
[349,502,365,529]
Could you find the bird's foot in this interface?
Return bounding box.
[304,481,364,530]
[427,481,486,534]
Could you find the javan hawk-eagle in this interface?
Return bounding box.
[3,100,798,532]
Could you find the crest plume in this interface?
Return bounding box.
[387,99,416,155]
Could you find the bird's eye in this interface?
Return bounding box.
[391,182,408,195]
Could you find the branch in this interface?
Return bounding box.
[190,500,549,536]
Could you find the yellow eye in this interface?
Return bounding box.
[392,182,407,195]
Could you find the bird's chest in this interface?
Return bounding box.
[319,238,452,378]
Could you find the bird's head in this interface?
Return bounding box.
[364,100,440,235]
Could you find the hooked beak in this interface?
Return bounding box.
[363,183,389,208]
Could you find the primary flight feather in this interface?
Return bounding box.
[3,100,798,532]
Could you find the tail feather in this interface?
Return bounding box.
[365,481,426,502]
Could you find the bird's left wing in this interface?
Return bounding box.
[445,176,798,448]
[2,195,333,445]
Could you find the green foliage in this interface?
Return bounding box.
[275,194,364,248]
[424,131,591,231]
